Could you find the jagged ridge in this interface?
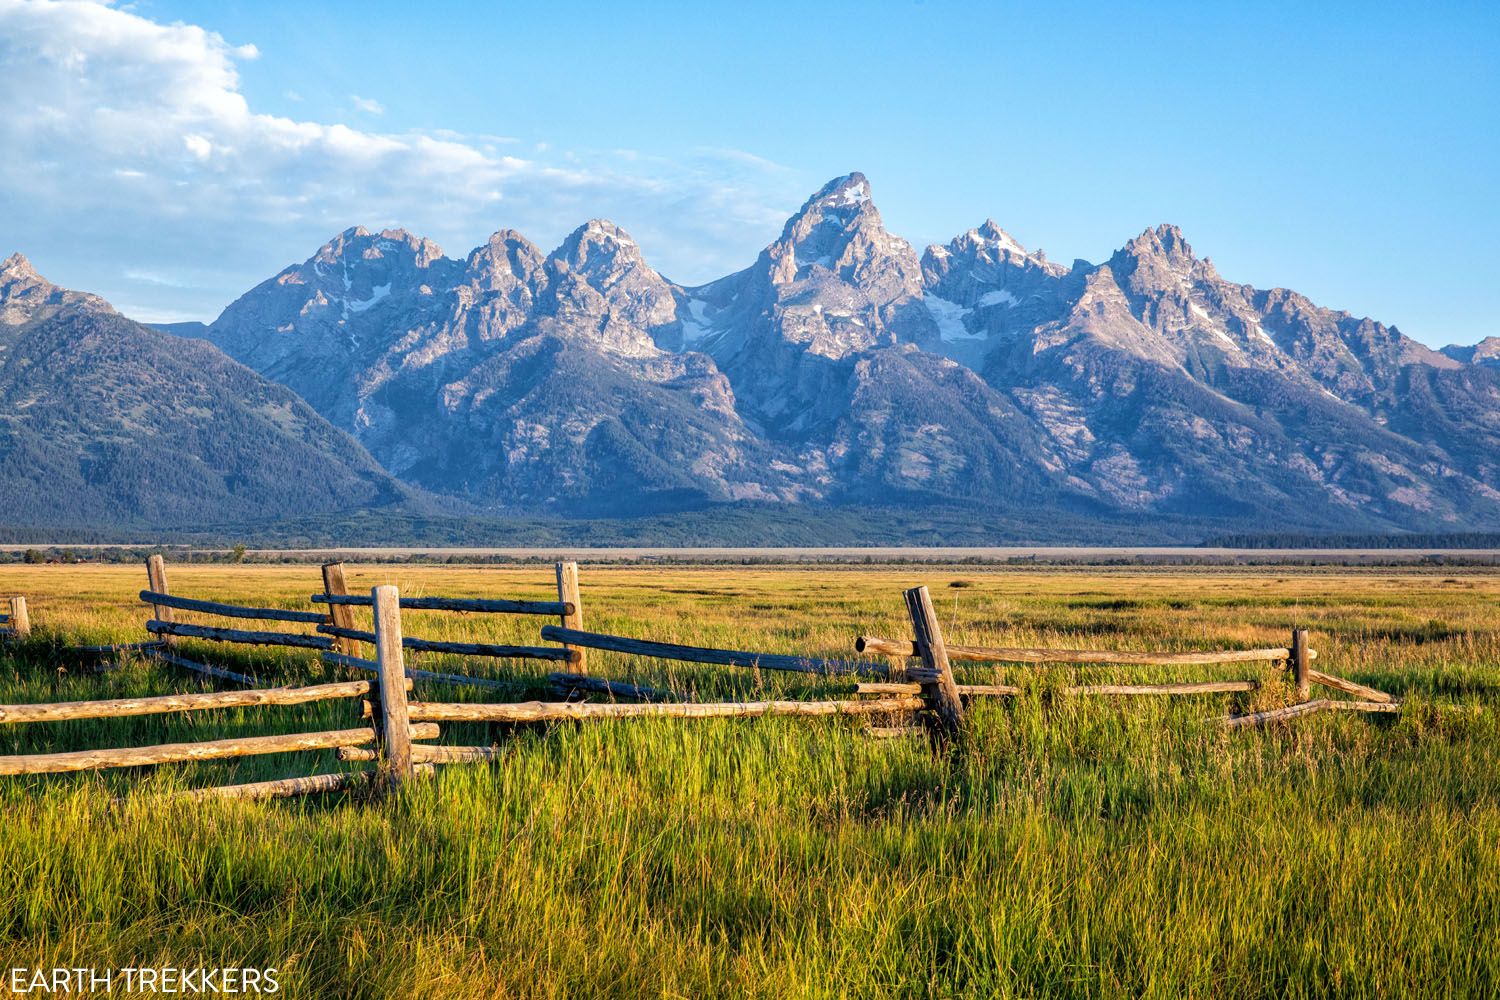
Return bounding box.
[124,173,1500,532]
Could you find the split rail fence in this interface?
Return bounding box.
[0,561,1404,799]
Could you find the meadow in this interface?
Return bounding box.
[0,562,1497,998]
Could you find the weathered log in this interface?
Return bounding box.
[180,770,372,800]
[317,624,571,661]
[855,681,921,695]
[904,586,966,738]
[1321,699,1401,714]
[1308,669,1393,703]
[336,744,506,764]
[320,562,359,656]
[151,650,258,687]
[318,624,378,642]
[0,679,405,725]
[176,764,435,801]
[555,561,586,673]
[1291,628,1311,700]
[322,651,379,671]
[7,597,29,638]
[0,723,439,776]
[406,697,925,723]
[854,635,1315,666]
[1066,681,1260,696]
[1223,700,1329,730]
[371,585,413,783]
[64,640,165,657]
[539,625,878,676]
[147,620,333,650]
[321,652,529,691]
[867,726,924,739]
[146,555,176,648]
[138,591,328,624]
[854,681,1020,697]
[314,593,572,617]
[547,672,681,703]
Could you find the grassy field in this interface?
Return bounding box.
[1,562,1497,998]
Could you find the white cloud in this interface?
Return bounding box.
[0,0,805,320]
[350,94,384,115]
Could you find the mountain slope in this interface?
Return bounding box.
[0,254,412,527]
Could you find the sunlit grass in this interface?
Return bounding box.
[0,563,1497,997]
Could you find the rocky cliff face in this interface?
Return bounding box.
[182,173,1500,532]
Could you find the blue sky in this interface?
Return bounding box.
[1,0,1496,346]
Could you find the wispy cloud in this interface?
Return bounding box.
[350,94,384,115]
[0,0,806,319]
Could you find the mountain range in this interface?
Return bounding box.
[7,172,1500,538]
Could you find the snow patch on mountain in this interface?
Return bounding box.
[924,295,979,341]
[977,289,1019,308]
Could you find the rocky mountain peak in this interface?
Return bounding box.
[809,171,873,211]
[462,229,548,296]
[542,220,676,356]
[0,253,112,324]
[759,171,924,301]
[1,252,39,281]
[777,171,881,250]
[1121,224,1197,268]
[312,226,446,270]
[929,219,1063,274]
[973,219,1027,254]
[551,220,648,278]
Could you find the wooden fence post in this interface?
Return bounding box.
[145,555,176,648]
[321,562,358,656]
[371,584,413,785]
[8,597,28,638]
[556,561,585,674]
[1291,628,1311,701]
[903,586,965,741]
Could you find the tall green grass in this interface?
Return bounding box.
[0,565,1497,997]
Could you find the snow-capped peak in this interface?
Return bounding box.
[971,220,1027,256]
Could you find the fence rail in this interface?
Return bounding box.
[147,620,335,650]
[313,593,572,617]
[140,590,328,624]
[403,696,925,723]
[854,635,1314,665]
[539,625,879,676]
[0,724,439,776]
[316,624,571,662]
[0,679,406,725]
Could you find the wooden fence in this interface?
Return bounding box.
[312,559,582,688]
[0,568,1407,800]
[130,566,1406,739]
[0,612,434,799]
[854,587,1400,732]
[132,556,583,690]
